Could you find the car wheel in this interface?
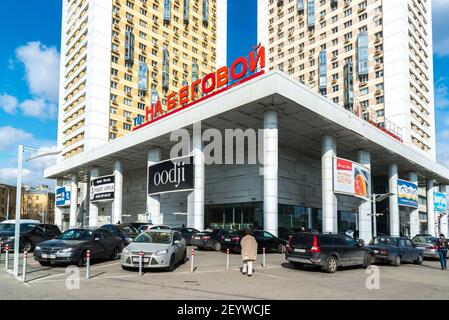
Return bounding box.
[414,254,423,265]
[39,261,51,267]
[182,249,187,263]
[363,253,374,268]
[78,252,87,267]
[278,244,284,254]
[323,256,338,273]
[290,262,304,269]
[213,242,222,251]
[391,255,401,267]
[110,247,120,260]
[21,240,33,253]
[167,254,176,272]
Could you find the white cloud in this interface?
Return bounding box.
[16,42,60,102]
[435,78,449,109]
[433,0,449,56]
[19,98,57,120]
[0,126,34,151]
[0,94,19,114]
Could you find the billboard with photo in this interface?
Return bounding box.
[56,187,71,207]
[333,158,371,199]
[90,175,115,202]
[434,192,448,213]
[397,179,419,208]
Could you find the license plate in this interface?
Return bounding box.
[42,254,56,259]
[133,257,149,263]
[225,239,231,242]
[194,237,201,240]
[374,250,379,254]
[294,249,306,253]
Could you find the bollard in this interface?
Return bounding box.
[86,250,91,279]
[5,244,9,270]
[190,248,195,273]
[262,247,266,268]
[139,251,143,276]
[22,251,27,283]
[226,249,230,270]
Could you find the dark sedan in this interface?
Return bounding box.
[368,236,424,266]
[222,230,287,253]
[191,229,230,251]
[172,227,200,246]
[33,228,123,267]
[0,223,61,252]
[101,224,139,246]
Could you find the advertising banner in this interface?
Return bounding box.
[148,156,194,195]
[56,187,71,207]
[434,192,448,213]
[397,179,419,208]
[90,175,115,202]
[333,158,371,199]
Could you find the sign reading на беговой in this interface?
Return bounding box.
[148,156,194,196]
[90,175,115,202]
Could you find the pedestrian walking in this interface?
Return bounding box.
[240,229,258,277]
[436,234,449,270]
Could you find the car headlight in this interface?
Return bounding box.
[35,246,41,251]
[155,249,168,256]
[59,248,73,253]
[122,248,130,255]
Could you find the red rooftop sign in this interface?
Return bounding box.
[133,44,266,131]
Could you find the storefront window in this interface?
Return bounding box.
[338,211,358,234]
[205,202,263,230]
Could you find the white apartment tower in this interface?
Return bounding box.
[258,0,436,158]
[57,0,227,162]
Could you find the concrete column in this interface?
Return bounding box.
[192,124,205,232]
[69,175,78,229]
[426,179,436,236]
[147,149,161,224]
[89,168,99,227]
[358,151,372,243]
[112,160,123,224]
[388,164,400,237]
[263,110,278,237]
[54,179,63,230]
[409,172,420,238]
[322,135,337,234]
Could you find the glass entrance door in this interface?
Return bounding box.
[205,202,262,230]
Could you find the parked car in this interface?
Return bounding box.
[191,229,230,251]
[368,236,424,266]
[285,233,374,273]
[1,219,41,224]
[223,229,287,253]
[101,224,139,246]
[129,222,149,230]
[138,224,172,233]
[278,226,295,241]
[0,222,60,252]
[412,234,448,259]
[121,230,187,272]
[172,227,200,245]
[34,228,123,267]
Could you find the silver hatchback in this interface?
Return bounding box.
[121,230,187,271]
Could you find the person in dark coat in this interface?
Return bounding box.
[436,234,449,270]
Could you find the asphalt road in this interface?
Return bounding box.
[0,248,448,300]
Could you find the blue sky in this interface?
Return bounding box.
[0,0,448,187]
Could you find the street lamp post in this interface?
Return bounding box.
[12,145,61,278]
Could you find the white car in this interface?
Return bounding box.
[121,230,187,271]
[137,224,172,233]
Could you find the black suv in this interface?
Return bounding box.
[285,233,374,273]
[0,223,61,252]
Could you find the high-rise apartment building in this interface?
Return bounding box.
[58,0,227,161]
[258,0,435,158]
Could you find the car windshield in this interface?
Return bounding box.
[0,223,37,232]
[57,229,93,241]
[134,232,172,244]
[371,237,396,245]
[415,236,437,244]
[117,225,137,233]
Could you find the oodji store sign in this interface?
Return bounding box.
[133,44,266,131]
[91,175,115,202]
[148,156,194,195]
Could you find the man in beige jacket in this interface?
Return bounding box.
[240,229,258,277]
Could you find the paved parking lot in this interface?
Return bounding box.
[0,248,448,300]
